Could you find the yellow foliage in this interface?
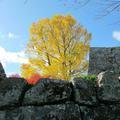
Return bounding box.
[21,64,38,79]
[21,15,91,80]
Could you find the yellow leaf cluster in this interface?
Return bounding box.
[21,15,91,80]
[21,64,38,79]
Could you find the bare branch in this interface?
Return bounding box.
[96,1,120,19]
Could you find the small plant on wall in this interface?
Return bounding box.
[21,15,91,81]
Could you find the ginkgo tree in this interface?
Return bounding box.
[21,15,91,80]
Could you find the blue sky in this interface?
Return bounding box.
[0,0,120,76]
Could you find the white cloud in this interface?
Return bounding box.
[0,32,5,39]
[0,46,29,65]
[0,32,19,40]
[8,32,19,39]
[113,31,120,41]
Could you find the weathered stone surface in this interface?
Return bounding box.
[88,47,120,75]
[93,104,120,120]
[97,105,120,120]
[0,62,6,81]
[97,71,120,102]
[23,78,72,105]
[80,106,94,120]
[73,78,97,105]
[0,78,27,108]
[0,102,81,120]
[81,104,120,120]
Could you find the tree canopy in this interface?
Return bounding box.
[21,15,91,80]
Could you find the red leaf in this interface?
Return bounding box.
[27,74,48,85]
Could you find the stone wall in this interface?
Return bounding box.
[0,63,6,80]
[88,47,120,75]
[0,47,120,120]
[0,72,120,120]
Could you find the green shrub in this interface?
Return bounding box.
[73,74,97,84]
